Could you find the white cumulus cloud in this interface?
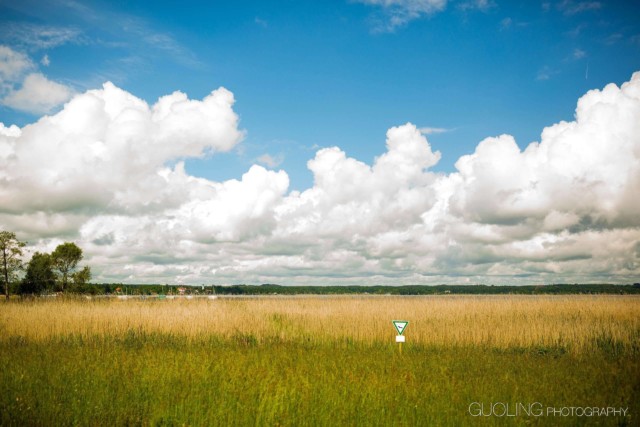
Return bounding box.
[1,73,639,285]
[2,73,74,114]
[0,81,245,232]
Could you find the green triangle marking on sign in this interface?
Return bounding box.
[392,320,409,335]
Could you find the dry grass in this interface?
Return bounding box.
[2,295,639,353]
[2,295,639,425]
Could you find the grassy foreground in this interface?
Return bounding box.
[1,295,639,426]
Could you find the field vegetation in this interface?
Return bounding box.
[1,295,638,426]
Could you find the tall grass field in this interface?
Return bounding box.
[1,295,638,426]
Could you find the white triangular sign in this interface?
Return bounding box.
[393,320,408,335]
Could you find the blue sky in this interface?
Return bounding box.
[1,0,640,285]
[2,0,639,190]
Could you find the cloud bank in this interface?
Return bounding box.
[1,73,639,285]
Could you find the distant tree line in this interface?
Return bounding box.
[202,283,640,295]
[0,231,91,298]
[21,283,640,296]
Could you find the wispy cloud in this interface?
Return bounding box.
[355,0,496,32]
[557,0,602,16]
[256,153,284,168]
[419,126,453,135]
[2,0,201,70]
[0,45,33,81]
[354,0,448,32]
[603,33,623,45]
[572,48,586,59]
[565,23,587,38]
[499,17,529,31]
[0,22,84,50]
[500,17,512,30]
[254,17,268,28]
[117,16,201,68]
[457,0,495,12]
[536,65,558,81]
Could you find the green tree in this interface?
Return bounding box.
[52,242,83,292]
[0,231,26,300]
[20,252,56,295]
[72,266,92,286]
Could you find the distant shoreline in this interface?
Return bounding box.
[37,283,640,297]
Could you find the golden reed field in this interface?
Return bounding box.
[2,295,639,426]
[3,295,639,353]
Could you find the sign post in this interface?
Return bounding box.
[392,320,409,354]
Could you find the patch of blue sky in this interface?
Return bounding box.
[1,0,639,190]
